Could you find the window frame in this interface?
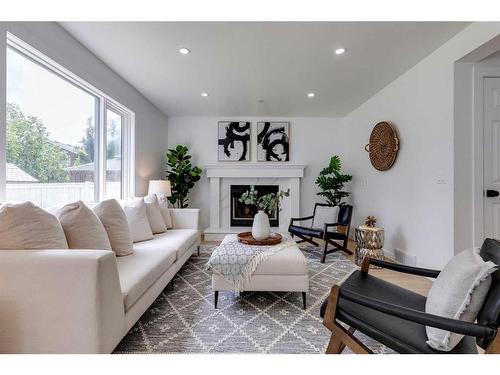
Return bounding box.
[3,32,135,202]
[104,101,130,200]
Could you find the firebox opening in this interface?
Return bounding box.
[230,185,279,227]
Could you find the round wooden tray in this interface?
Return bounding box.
[237,232,282,246]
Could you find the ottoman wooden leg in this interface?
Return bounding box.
[214,291,219,309]
[302,292,306,310]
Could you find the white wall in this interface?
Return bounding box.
[167,117,347,229]
[344,23,500,269]
[0,22,169,196]
[453,62,475,255]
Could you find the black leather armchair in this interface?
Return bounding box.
[320,238,500,354]
[289,204,353,263]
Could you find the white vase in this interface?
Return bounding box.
[252,210,270,240]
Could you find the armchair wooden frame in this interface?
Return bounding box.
[322,257,500,354]
[289,204,353,263]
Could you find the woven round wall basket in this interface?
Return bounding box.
[364,121,400,171]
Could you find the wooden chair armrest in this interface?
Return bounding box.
[361,257,440,278]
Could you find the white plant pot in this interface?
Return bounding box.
[252,210,270,240]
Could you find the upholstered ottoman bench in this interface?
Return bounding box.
[210,234,309,309]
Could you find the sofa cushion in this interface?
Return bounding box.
[56,201,112,250]
[159,200,173,228]
[116,228,199,311]
[0,201,68,249]
[93,199,134,256]
[117,238,177,311]
[144,194,167,234]
[122,199,154,243]
[155,229,199,259]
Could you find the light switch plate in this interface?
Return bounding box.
[436,172,447,185]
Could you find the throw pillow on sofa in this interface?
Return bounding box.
[425,248,498,351]
[122,198,154,242]
[159,200,173,229]
[93,199,134,256]
[56,201,112,250]
[144,194,167,234]
[0,201,68,249]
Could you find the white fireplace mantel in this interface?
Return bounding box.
[204,164,306,240]
[205,163,306,178]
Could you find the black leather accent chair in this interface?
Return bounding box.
[320,238,500,354]
[288,204,353,263]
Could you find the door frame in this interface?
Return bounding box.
[473,66,500,245]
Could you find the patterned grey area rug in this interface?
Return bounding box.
[114,244,393,354]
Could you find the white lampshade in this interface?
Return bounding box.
[148,180,172,197]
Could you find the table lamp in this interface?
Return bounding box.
[148,180,172,203]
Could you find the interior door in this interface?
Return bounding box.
[484,77,500,240]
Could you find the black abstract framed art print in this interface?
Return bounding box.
[218,121,251,161]
[257,121,290,162]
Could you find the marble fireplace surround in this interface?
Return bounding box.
[204,164,306,241]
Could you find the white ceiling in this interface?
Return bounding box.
[60,22,468,117]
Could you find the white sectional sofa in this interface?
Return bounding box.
[0,208,201,354]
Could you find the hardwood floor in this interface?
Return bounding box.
[344,239,432,296]
[201,237,432,297]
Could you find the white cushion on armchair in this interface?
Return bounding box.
[312,205,339,230]
[425,248,498,351]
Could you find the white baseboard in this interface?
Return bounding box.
[391,247,417,266]
[383,248,396,262]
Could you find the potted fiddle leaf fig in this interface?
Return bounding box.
[166,145,202,208]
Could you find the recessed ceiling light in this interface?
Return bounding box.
[201,92,209,97]
[307,92,315,98]
[179,47,191,55]
[335,47,346,55]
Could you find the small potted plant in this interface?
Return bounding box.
[239,186,290,240]
[316,155,352,235]
[315,155,352,206]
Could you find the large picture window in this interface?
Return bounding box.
[3,34,134,206]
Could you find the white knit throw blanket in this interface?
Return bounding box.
[206,234,296,292]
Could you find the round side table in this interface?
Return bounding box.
[355,225,384,268]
